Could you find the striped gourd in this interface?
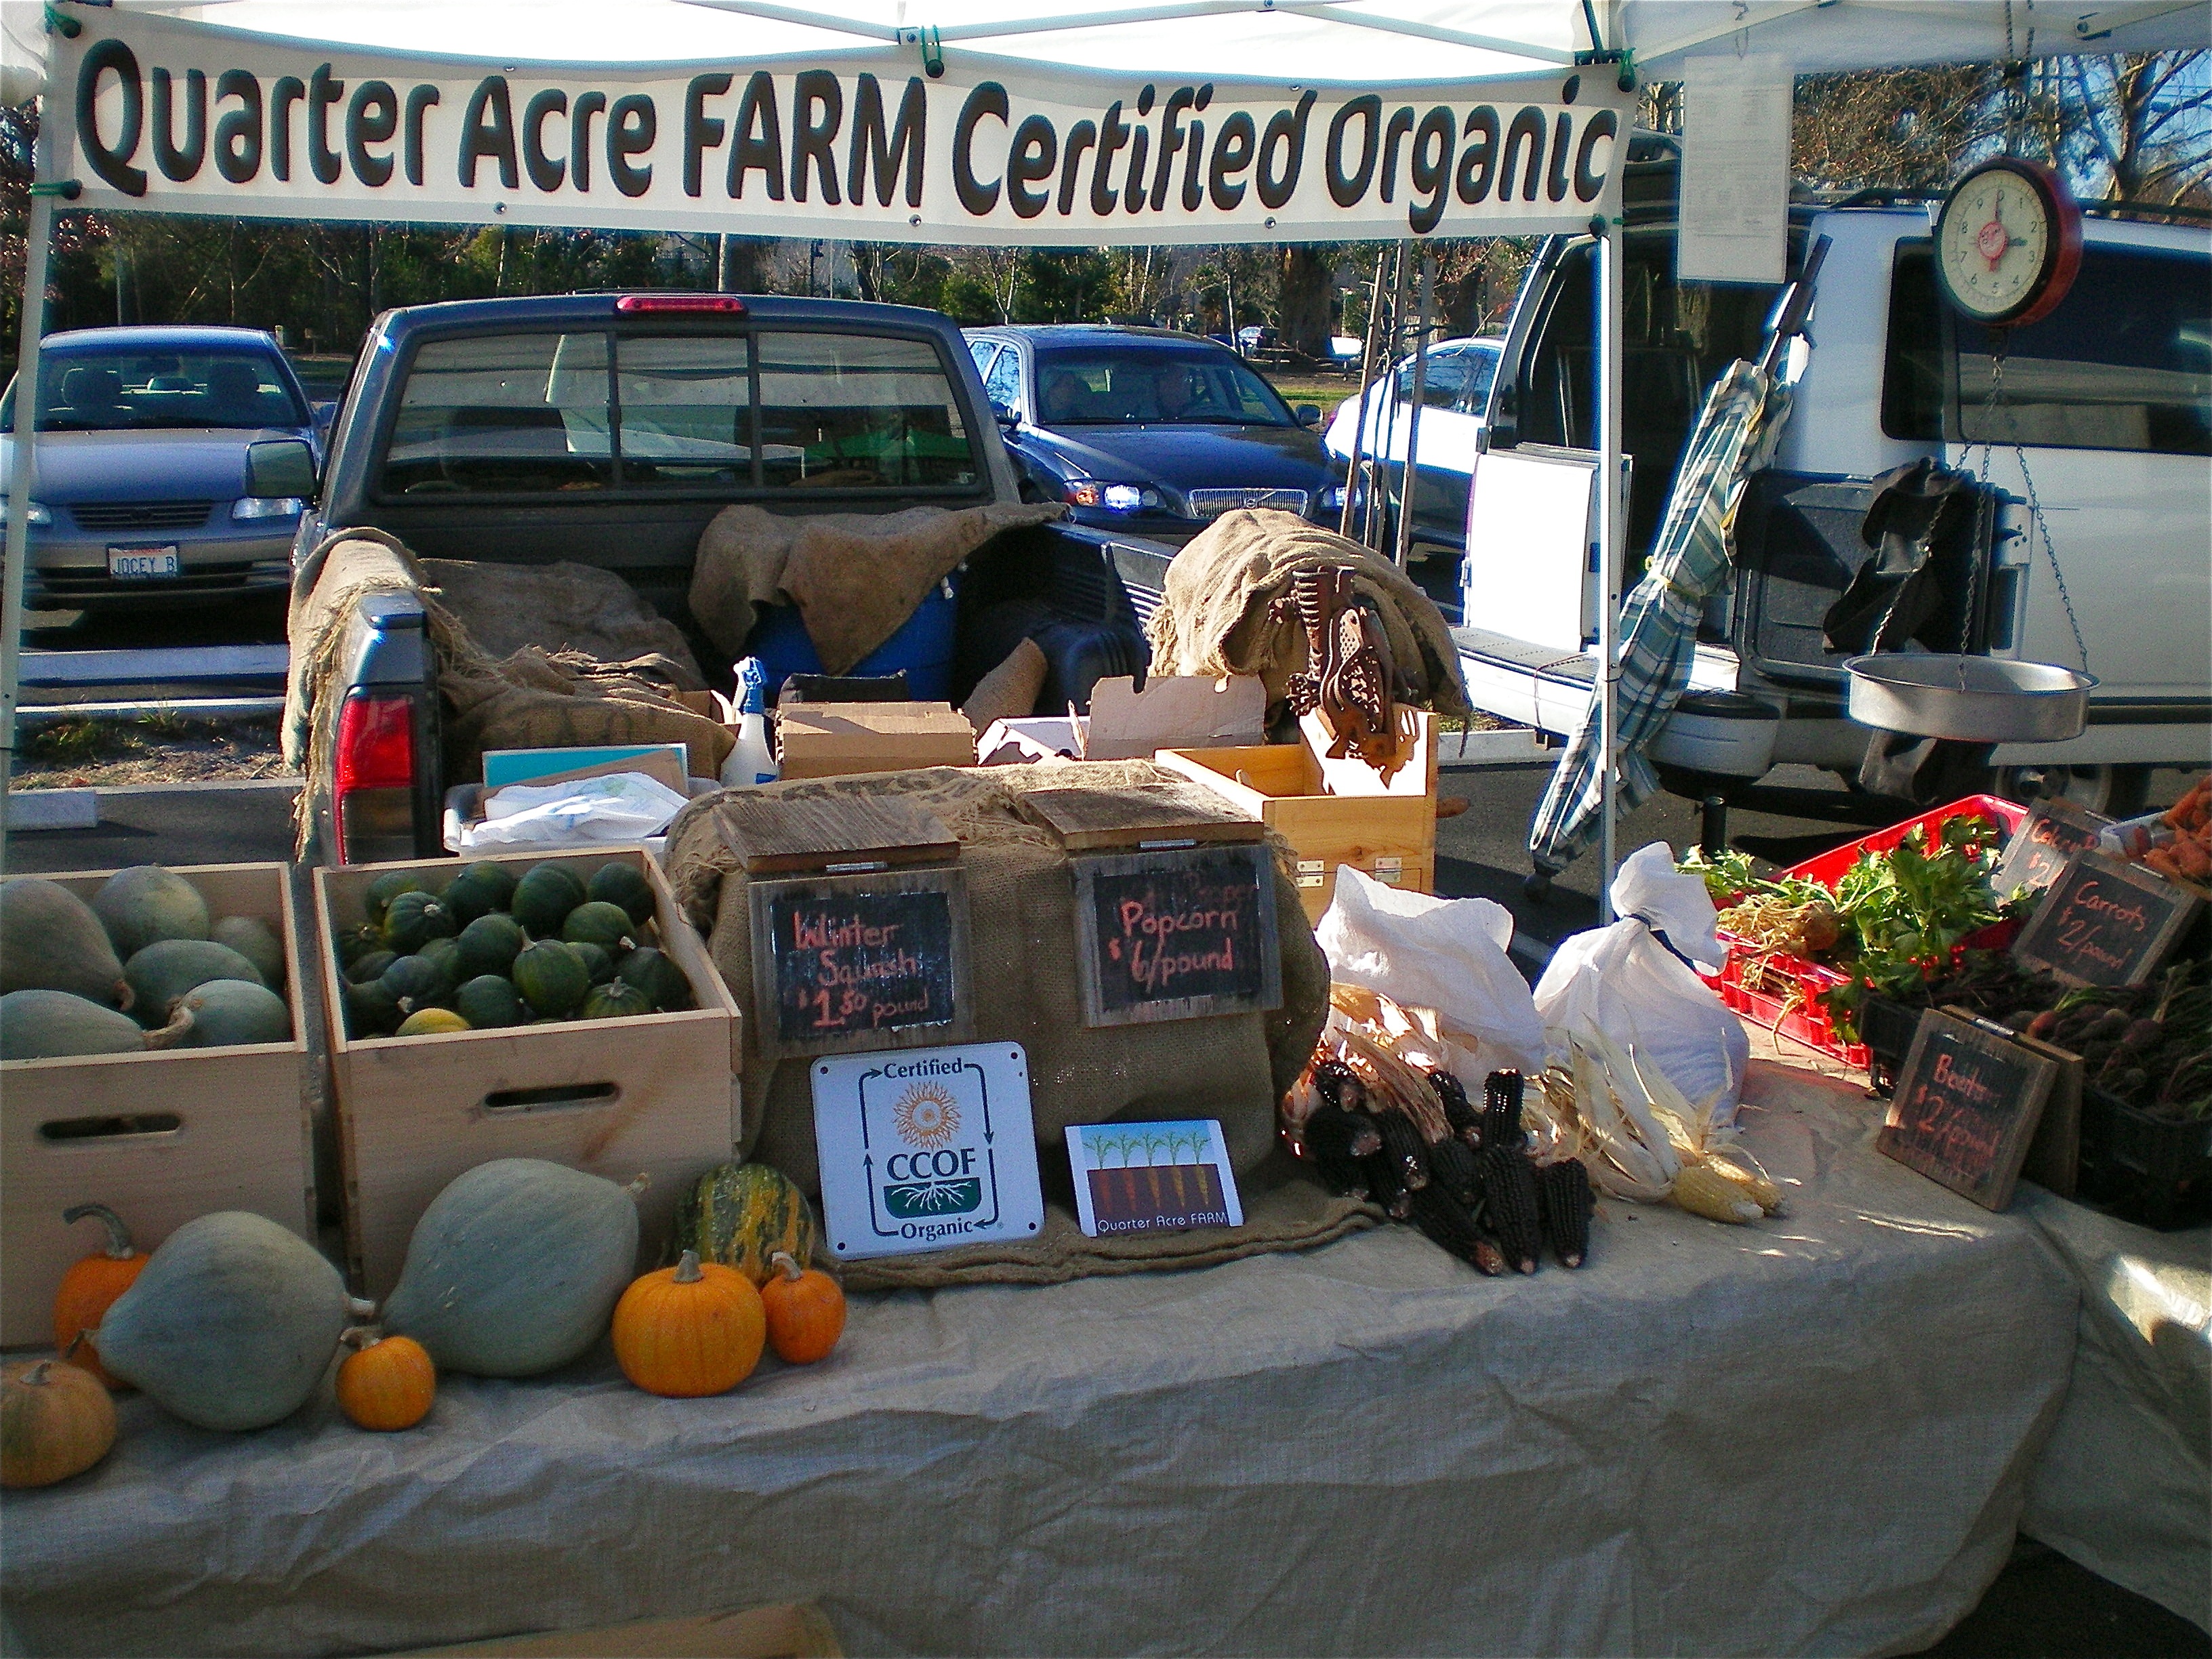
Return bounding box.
[672,1163,815,1287]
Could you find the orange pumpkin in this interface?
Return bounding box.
[761,1250,845,1365]
[611,1250,764,1397]
[2,1358,117,1488]
[52,1204,146,1388]
[335,1331,436,1432]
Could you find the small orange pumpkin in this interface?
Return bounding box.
[761,1250,845,1365]
[2,1357,117,1488]
[335,1330,436,1432]
[52,1203,147,1388]
[611,1250,764,1397]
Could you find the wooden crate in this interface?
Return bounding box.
[1154,710,1437,922]
[2,863,314,1349]
[314,848,741,1300]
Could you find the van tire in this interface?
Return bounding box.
[1992,763,2150,819]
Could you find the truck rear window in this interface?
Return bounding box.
[1885,241,2211,456]
[380,328,980,497]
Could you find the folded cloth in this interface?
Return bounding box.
[689,501,1068,673]
[1144,509,1471,723]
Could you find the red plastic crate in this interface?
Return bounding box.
[1709,795,2027,1066]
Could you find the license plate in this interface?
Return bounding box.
[107,546,180,579]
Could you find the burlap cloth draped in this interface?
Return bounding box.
[1145,508,1473,721]
[688,501,1068,672]
[663,760,1377,1290]
[285,531,736,848]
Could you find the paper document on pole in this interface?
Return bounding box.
[1677,54,1793,285]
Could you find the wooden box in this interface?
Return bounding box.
[314,848,742,1300]
[1153,710,1437,922]
[2,863,314,1348]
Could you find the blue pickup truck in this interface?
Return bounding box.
[288,293,1168,863]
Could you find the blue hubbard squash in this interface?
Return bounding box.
[96,1212,360,1431]
[0,989,149,1059]
[0,879,131,1010]
[382,1159,644,1377]
[92,866,209,960]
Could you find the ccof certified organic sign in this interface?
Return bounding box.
[811,1042,1044,1260]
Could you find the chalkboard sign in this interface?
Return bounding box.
[1071,844,1282,1027]
[1877,1006,2058,1211]
[2011,851,2202,988]
[1992,798,2110,898]
[748,867,972,1057]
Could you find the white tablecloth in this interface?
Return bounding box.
[1,1059,2080,1658]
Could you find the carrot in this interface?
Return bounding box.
[2175,836,2212,881]
[2165,776,2211,831]
[2144,846,2185,880]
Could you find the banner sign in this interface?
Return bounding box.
[53,12,1625,245]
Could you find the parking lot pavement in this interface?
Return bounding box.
[6,779,300,873]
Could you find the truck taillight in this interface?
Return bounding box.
[615,293,745,314]
[333,693,415,865]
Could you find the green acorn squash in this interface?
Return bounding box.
[586,861,657,926]
[614,947,693,1012]
[344,979,403,1039]
[454,975,525,1029]
[382,1159,642,1377]
[443,861,517,924]
[382,889,459,954]
[363,871,424,928]
[512,864,587,939]
[379,953,454,1017]
[512,941,590,1017]
[581,978,651,1021]
[454,913,526,980]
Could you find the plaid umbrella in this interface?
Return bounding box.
[1528,360,1792,873]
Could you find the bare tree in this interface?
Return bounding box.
[2062,52,2212,203]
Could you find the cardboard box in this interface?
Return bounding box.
[1,862,315,1348]
[1082,675,1266,760]
[773,702,977,780]
[314,848,742,1300]
[1154,710,1437,922]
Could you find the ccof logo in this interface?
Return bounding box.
[892,1082,960,1149]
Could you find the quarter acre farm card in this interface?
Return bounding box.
[1066,1120,1243,1237]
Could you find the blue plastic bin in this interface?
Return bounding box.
[743,571,961,702]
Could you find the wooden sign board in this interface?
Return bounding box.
[714,795,958,875]
[1877,1006,2058,1211]
[747,867,971,1057]
[1992,798,2110,898]
[1015,781,1265,853]
[2015,1033,2083,1200]
[2011,851,2202,987]
[1071,842,1282,1027]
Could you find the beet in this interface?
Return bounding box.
[2027,1009,2062,1041]
[2118,1018,2163,1051]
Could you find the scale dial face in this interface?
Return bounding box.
[1935,159,2082,329]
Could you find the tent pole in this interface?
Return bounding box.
[1,159,55,867]
[1394,250,1434,571]
[1595,214,1624,922]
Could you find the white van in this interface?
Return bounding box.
[1457,155,2210,816]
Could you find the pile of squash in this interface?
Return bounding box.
[7,1159,843,1488]
[335,859,696,1039]
[0,866,290,1059]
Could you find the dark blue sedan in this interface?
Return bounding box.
[964,325,1339,543]
[0,325,324,609]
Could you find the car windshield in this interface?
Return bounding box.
[3,347,306,433]
[1033,349,1294,426]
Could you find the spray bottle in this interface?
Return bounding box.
[721,655,779,787]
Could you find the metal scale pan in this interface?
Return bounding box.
[1843,653,2096,743]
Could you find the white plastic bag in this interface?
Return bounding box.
[1534,842,1750,1126]
[1316,865,1548,1076]
[459,771,690,851]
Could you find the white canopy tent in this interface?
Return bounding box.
[2,0,2205,888]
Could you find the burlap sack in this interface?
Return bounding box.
[286,532,736,851]
[663,760,1375,1288]
[689,501,1068,672]
[1145,508,1472,721]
